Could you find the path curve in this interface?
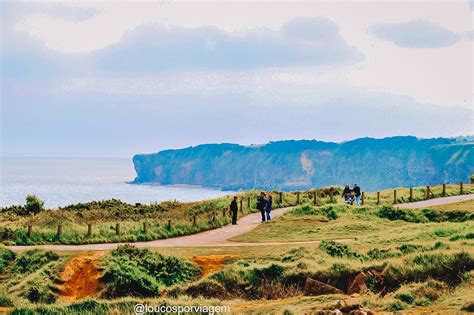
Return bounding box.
[9,206,317,251]
[395,194,474,209]
[9,194,472,252]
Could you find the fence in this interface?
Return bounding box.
[18,181,470,239]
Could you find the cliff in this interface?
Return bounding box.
[132,136,473,191]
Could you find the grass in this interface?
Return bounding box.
[101,245,200,298]
[0,183,473,313]
[1,183,471,246]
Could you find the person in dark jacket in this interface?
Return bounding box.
[230,196,238,225]
[257,192,267,222]
[342,185,353,205]
[265,195,273,221]
[353,184,361,206]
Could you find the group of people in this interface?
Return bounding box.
[229,192,273,225]
[342,183,362,206]
[229,184,362,225]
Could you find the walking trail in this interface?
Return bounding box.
[395,194,474,209]
[9,194,472,252]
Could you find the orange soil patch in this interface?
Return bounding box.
[57,252,104,300]
[189,254,241,277]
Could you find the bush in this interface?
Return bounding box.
[378,206,473,223]
[385,300,406,311]
[384,252,474,286]
[12,249,59,274]
[101,245,200,298]
[378,206,427,223]
[0,290,14,307]
[367,248,399,260]
[319,240,364,260]
[25,195,45,215]
[0,247,16,273]
[25,283,56,304]
[290,205,318,216]
[395,292,415,304]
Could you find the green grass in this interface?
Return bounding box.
[1,184,472,246]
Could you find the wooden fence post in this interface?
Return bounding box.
[426,186,430,199]
[87,223,92,237]
[296,191,300,204]
[409,188,413,201]
[193,215,197,226]
[361,192,365,205]
[143,222,147,232]
[279,192,283,204]
[247,197,251,209]
[222,207,226,216]
[168,219,171,228]
[442,184,446,197]
[329,190,334,203]
[393,190,397,204]
[57,224,62,238]
[376,192,380,205]
[239,199,243,213]
[115,223,120,235]
[27,225,32,237]
[460,182,464,194]
[313,191,317,205]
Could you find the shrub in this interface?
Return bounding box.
[183,279,229,299]
[24,283,56,304]
[25,195,45,215]
[290,205,318,216]
[384,252,473,286]
[378,206,473,223]
[378,206,427,223]
[385,300,406,311]
[12,249,59,274]
[0,247,16,273]
[319,240,364,260]
[367,248,399,260]
[101,245,200,298]
[257,280,302,300]
[395,292,415,304]
[0,290,13,307]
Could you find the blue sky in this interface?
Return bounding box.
[1,1,473,157]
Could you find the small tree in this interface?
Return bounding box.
[25,195,44,215]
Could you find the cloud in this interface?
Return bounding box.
[94,17,363,73]
[370,20,461,48]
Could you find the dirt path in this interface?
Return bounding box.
[9,206,297,251]
[57,252,104,300]
[395,194,474,209]
[10,195,471,252]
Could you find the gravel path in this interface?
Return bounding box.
[395,194,474,209]
[10,195,471,252]
[9,206,309,251]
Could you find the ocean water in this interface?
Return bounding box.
[0,157,232,208]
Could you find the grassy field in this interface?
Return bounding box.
[0,190,303,246]
[1,190,473,314]
[1,184,472,246]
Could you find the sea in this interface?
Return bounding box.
[0,157,232,208]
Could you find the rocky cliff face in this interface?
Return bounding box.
[132,136,473,191]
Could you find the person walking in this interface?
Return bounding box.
[230,196,238,225]
[353,184,361,207]
[342,185,353,205]
[257,192,267,222]
[265,195,272,221]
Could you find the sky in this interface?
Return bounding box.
[1,0,473,157]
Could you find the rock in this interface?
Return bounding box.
[347,272,369,294]
[339,298,360,312]
[304,277,344,296]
